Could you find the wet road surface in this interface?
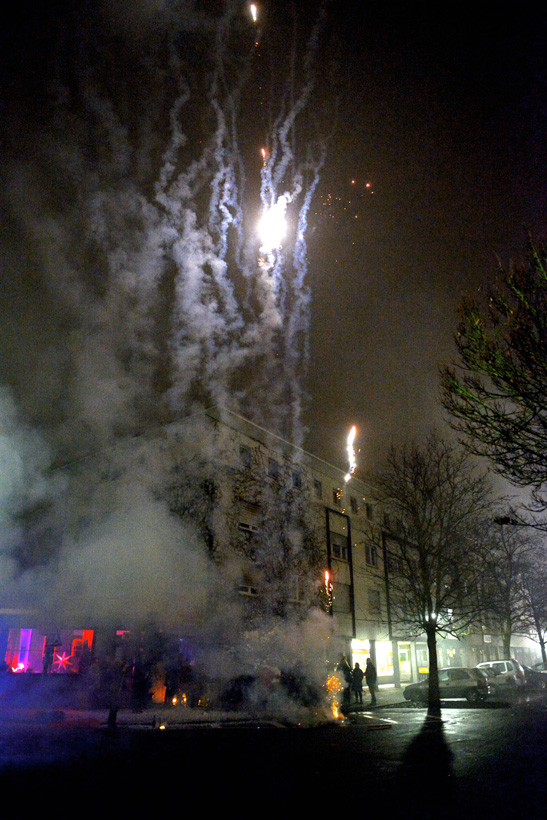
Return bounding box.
[0,697,545,816]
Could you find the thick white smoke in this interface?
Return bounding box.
[0,1,334,708]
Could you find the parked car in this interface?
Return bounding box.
[403,667,490,704]
[522,665,547,691]
[476,659,526,692]
[533,661,547,672]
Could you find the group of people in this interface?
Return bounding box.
[339,656,378,706]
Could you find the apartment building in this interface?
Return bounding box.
[2,405,540,689]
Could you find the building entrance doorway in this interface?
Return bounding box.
[398,642,412,682]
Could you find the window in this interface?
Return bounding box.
[268,457,280,479]
[368,589,381,616]
[332,582,351,614]
[289,576,305,603]
[331,532,349,560]
[292,471,302,489]
[238,570,259,597]
[313,479,322,499]
[350,496,359,514]
[238,521,259,538]
[332,487,342,507]
[328,510,350,562]
[365,503,374,521]
[238,502,259,551]
[239,444,252,468]
[387,552,401,573]
[365,543,378,567]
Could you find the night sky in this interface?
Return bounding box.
[303,3,547,471]
[1,1,547,479]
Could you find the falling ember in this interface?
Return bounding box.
[250,3,257,22]
[326,673,345,720]
[344,425,357,482]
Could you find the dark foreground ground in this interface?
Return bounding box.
[0,690,545,817]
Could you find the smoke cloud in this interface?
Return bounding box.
[0,1,335,702]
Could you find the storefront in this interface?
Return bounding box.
[351,638,418,684]
[4,627,94,674]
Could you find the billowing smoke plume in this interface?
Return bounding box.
[0,1,334,700]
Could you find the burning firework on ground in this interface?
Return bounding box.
[325,671,345,720]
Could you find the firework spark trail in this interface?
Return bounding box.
[247,8,328,443]
[147,4,329,443]
[2,2,329,455]
[0,2,343,693]
[345,426,357,482]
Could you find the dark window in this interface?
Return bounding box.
[331,532,349,561]
[368,589,381,615]
[314,479,322,499]
[350,496,359,514]
[365,544,378,567]
[387,552,401,573]
[332,582,351,614]
[240,445,252,468]
[268,457,280,479]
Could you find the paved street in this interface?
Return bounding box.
[0,690,545,816]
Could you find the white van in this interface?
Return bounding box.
[476,659,526,691]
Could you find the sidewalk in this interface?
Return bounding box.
[341,684,406,716]
[0,685,408,730]
[111,684,407,727]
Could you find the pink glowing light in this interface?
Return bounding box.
[53,651,73,672]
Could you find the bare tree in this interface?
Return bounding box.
[476,519,538,658]
[521,551,547,664]
[368,433,493,714]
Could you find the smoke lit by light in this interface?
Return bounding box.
[0,0,336,724]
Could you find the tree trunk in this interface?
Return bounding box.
[426,626,441,717]
[502,629,512,658]
[532,613,547,663]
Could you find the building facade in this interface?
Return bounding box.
[1,405,541,696]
